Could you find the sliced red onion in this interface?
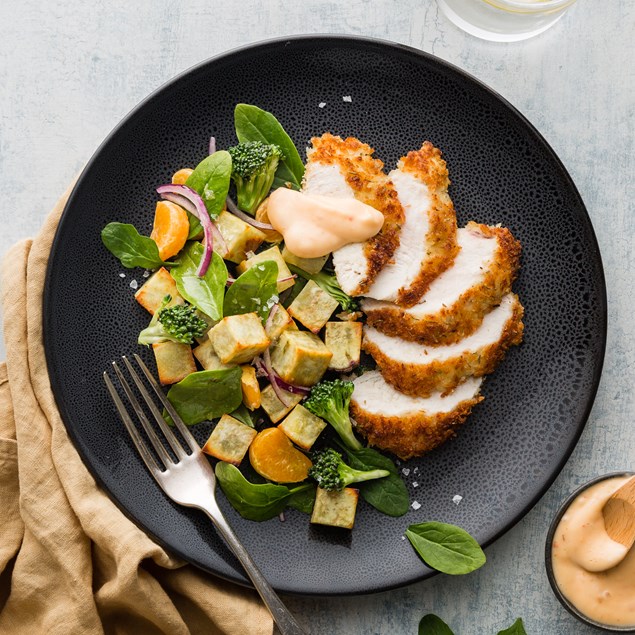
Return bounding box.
[272,375,310,396]
[157,184,212,276]
[265,303,280,333]
[208,136,216,155]
[157,184,227,273]
[263,347,292,407]
[226,196,275,231]
[226,277,236,287]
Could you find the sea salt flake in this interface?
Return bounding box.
[411,501,421,510]
[318,102,326,108]
[342,95,352,103]
[129,280,138,290]
[402,468,410,476]
[412,482,419,488]
[452,495,463,505]
[401,535,406,540]
[119,273,126,278]
[142,270,150,278]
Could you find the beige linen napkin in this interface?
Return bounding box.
[0,185,274,635]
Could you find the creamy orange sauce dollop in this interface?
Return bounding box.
[551,475,635,627]
[266,188,384,258]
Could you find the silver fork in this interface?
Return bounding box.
[103,354,308,635]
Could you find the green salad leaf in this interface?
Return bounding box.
[185,150,233,238]
[418,614,455,635]
[234,104,304,190]
[224,260,279,322]
[166,368,242,425]
[230,404,256,428]
[215,462,313,521]
[497,618,527,635]
[339,444,409,517]
[406,521,486,575]
[170,242,227,320]
[101,222,170,270]
[287,484,317,515]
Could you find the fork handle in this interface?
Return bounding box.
[201,502,309,635]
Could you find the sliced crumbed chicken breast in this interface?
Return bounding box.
[350,371,483,460]
[363,293,524,398]
[303,134,404,296]
[364,142,459,307]
[362,221,521,345]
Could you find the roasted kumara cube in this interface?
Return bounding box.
[209,313,270,365]
[259,384,302,423]
[240,365,261,410]
[192,339,237,370]
[287,280,339,333]
[278,404,327,451]
[236,246,295,292]
[325,321,363,372]
[311,487,359,529]
[214,210,267,264]
[134,267,183,314]
[202,414,257,465]
[265,304,296,341]
[270,330,332,387]
[281,245,329,275]
[152,341,196,385]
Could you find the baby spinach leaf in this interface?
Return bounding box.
[171,242,227,320]
[497,618,527,635]
[418,614,454,635]
[224,260,279,322]
[406,521,486,575]
[287,484,316,515]
[230,404,256,428]
[215,462,312,521]
[101,222,168,269]
[234,104,304,189]
[185,150,233,238]
[166,367,242,425]
[339,444,409,517]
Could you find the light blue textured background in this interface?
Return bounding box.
[1,2,634,633]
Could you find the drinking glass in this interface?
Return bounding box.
[437,0,578,42]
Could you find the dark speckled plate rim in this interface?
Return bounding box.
[43,34,607,596]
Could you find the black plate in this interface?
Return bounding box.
[43,36,606,596]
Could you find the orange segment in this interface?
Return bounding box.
[249,427,312,483]
[150,200,189,260]
[171,168,194,185]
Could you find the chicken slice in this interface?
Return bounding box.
[364,142,459,307]
[303,134,404,296]
[350,371,483,460]
[363,293,524,398]
[362,222,521,345]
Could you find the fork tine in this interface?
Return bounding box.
[133,353,200,453]
[121,356,188,459]
[110,361,173,469]
[103,371,161,474]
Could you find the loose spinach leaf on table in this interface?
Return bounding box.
[166,367,242,426]
[339,444,409,517]
[224,260,279,322]
[406,521,486,575]
[101,222,170,270]
[496,618,527,635]
[418,614,455,635]
[234,104,305,190]
[215,462,313,521]
[170,242,227,320]
[185,150,233,238]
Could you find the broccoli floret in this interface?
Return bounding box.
[309,448,389,491]
[287,265,359,311]
[138,295,207,345]
[227,141,283,215]
[303,379,362,451]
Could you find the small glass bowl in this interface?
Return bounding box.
[545,472,635,633]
